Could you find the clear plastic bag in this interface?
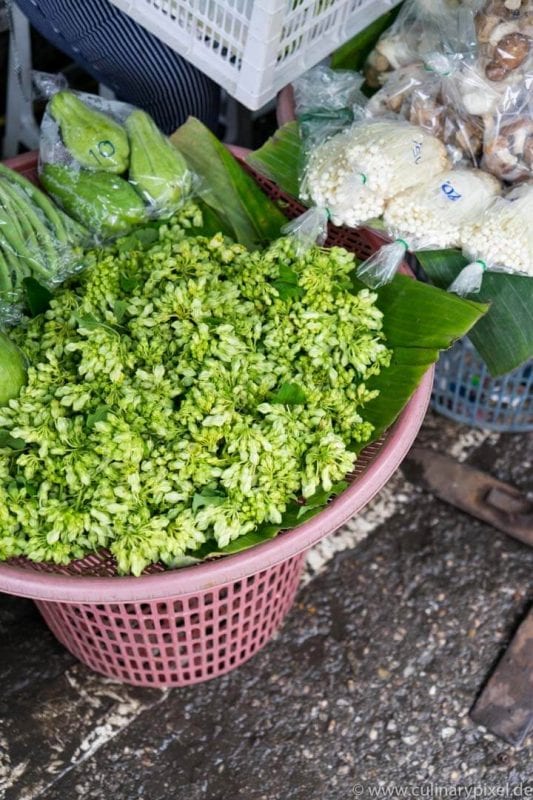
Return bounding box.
[293,65,367,146]
[367,54,486,166]
[301,118,450,230]
[366,61,431,119]
[450,180,533,294]
[363,0,533,187]
[287,68,373,250]
[31,70,68,101]
[294,65,366,116]
[384,167,501,249]
[358,165,500,288]
[452,0,533,118]
[39,90,193,241]
[449,0,533,184]
[450,58,507,118]
[0,163,87,324]
[449,41,532,127]
[357,238,415,288]
[481,78,533,182]
[281,207,330,254]
[474,0,533,85]
[364,0,481,88]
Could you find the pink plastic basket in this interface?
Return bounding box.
[277,84,297,127]
[0,151,433,687]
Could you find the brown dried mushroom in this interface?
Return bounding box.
[494,32,531,69]
[485,61,512,80]
[483,116,533,180]
[476,0,533,80]
[485,30,531,79]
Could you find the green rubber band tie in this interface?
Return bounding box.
[396,239,409,251]
[475,259,488,271]
[423,64,450,77]
[325,208,333,221]
[360,173,367,185]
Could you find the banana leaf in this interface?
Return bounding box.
[330,3,404,73]
[182,481,350,562]
[247,123,531,379]
[23,277,53,317]
[247,122,302,198]
[418,250,533,377]
[353,273,486,440]
[171,118,287,250]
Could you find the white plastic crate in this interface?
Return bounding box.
[109,0,401,110]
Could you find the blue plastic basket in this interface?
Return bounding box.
[432,338,533,432]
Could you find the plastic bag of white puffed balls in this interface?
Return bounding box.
[384,168,501,250]
[357,166,500,290]
[450,180,533,295]
[301,119,451,231]
[282,66,368,252]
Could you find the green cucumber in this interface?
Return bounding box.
[41,163,147,238]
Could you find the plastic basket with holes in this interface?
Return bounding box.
[432,338,533,433]
[0,150,432,688]
[108,0,401,110]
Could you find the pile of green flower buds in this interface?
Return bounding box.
[0,203,391,575]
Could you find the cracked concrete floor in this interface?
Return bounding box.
[1,412,532,800]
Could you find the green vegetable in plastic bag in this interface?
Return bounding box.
[49,90,130,174]
[126,109,192,212]
[41,163,147,238]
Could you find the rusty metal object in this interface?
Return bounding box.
[471,609,533,746]
[402,447,533,547]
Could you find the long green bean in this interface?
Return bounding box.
[0,186,26,243]
[0,163,69,244]
[0,180,58,273]
[0,236,28,292]
[59,209,91,244]
[0,223,52,281]
[0,248,13,297]
[0,181,37,251]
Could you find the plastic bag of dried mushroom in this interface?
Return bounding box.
[363,0,532,184]
[472,0,533,181]
[482,81,533,181]
[426,0,533,118]
[366,54,485,166]
[439,0,532,181]
[476,0,532,83]
[363,0,482,88]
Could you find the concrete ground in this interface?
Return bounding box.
[1,411,532,800]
